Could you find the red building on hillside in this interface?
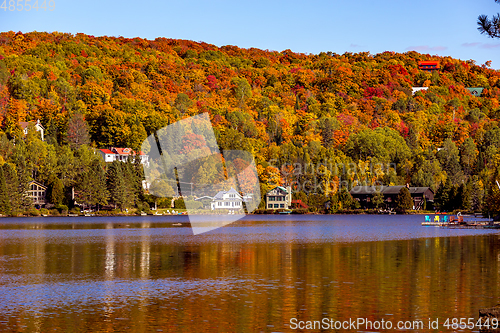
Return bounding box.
[418,61,440,71]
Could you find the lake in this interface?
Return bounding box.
[0,214,499,332]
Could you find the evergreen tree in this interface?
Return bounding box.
[470,176,485,211]
[107,161,133,210]
[372,190,384,209]
[132,156,145,202]
[338,187,354,210]
[75,158,109,210]
[91,159,109,211]
[458,183,471,211]
[49,177,65,206]
[327,193,340,213]
[0,166,11,215]
[437,138,463,185]
[2,163,25,215]
[66,112,90,150]
[75,171,94,210]
[434,178,453,212]
[396,187,413,213]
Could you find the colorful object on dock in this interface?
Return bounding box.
[422,215,445,226]
[422,213,500,229]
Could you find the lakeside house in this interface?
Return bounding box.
[19,120,44,141]
[210,187,243,213]
[27,180,47,207]
[99,147,149,165]
[350,185,434,210]
[265,186,292,210]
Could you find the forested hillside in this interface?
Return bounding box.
[1,31,500,214]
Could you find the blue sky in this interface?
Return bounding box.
[2,0,500,67]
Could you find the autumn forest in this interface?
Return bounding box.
[1,31,500,215]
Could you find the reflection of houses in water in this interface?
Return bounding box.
[350,185,434,210]
[103,222,152,280]
[104,223,115,280]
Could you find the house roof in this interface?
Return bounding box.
[418,61,439,66]
[350,186,386,195]
[28,180,47,190]
[213,187,242,200]
[19,120,45,130]
[466,87,484,96]
[267,186,289,195]
[113,147,134,155]
[100,147,146,156]
[100,149,114,154]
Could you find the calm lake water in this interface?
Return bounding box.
[0,214,499,332]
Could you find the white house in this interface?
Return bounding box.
[99,147,149,165]
[265,186,292,210]
[19,119,44,141]
[211,188,243,212]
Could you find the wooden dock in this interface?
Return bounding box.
[441,224,500,229]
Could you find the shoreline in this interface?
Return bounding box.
[0,210,477,218]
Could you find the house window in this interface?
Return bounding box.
[268,204,272,209]
[274,204,278,208]
[280,204,284,208]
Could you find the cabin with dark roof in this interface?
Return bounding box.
[350,185,434,210]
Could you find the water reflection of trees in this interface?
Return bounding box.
[0,229,499,332]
